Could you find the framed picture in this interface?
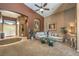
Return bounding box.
[49,23,56,30]
[33,18,40,32]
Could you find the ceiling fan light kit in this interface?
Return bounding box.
[35,3,50,13]
[40,8,44,11]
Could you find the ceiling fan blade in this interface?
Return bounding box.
[35,9,40,11]
[43,3,47,7]
[35,4,41,8]
[44,8,49,10]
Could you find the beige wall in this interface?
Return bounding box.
[77,3,79,51]
[44,7,76,34]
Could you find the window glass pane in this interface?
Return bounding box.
[0,19,2,33]
[3,20,16,36]
[0,19,2,23]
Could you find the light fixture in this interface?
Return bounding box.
[40,8,44,11]
[68,22,75,34]
[69,22,75,27]
[17,21,19,24]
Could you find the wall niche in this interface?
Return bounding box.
[19,15,29,37]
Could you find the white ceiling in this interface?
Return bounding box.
[24,3,62,17]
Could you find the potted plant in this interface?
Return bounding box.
[40,37,46,44]
[47,38,54,46]
[60,27,68,42]
[61,27,68,34]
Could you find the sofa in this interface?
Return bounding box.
[35,32,62,42]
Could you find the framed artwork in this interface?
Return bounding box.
[49,23,56,30]
[33,18,40,32]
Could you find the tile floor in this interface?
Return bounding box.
[21,39,79,56]
[0,39,79,56]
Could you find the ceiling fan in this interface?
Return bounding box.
[35,3,50,13]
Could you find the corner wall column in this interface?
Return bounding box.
[77,3,79,51]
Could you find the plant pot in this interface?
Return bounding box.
[40,38,46,44]
[0,33,4,39]
[48,40,54,46]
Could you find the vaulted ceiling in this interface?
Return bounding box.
[24,3,76,17]
[24,3,62,17]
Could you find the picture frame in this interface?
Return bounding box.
[33,18,40,32]
[49,23,56,30]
